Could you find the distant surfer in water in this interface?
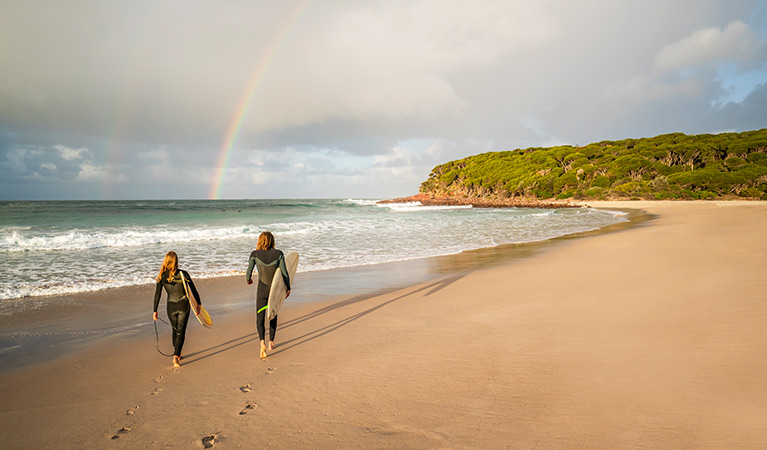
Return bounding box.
[153,251,201,368]
[246,231,291,359]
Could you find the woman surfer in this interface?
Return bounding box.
[153,251,201,368]
[246,231,291,359]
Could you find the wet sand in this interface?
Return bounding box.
[1,201,765,449]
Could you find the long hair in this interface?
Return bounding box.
[156,251,179,283]
[257,231,275,251]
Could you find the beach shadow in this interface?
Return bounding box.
[423,274,465,297]
[180,332,259,365]
[278,273,465,332]
[277,292,384,329]
[180,274,465,365]
[270,274,465,356]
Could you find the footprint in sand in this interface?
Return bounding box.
[151,387,162,396]
[111,427,131,439]
[239,403,257,415]
[126,406,139,416]
[201,433,218,448]
[238,384,252,393]
[265,367,276,375]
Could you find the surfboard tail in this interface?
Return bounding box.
[266,252,299,321]
[180,272,212,328]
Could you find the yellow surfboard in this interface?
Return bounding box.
[181,271,212,328]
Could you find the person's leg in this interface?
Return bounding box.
[167,301,190,367]
[167,302,178,351]
[268,315,278,350]
[256,296,268,359]
[173,303,191,357]
[167,303,180,367]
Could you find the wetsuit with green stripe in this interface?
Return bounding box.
[153,269,201,357]
[246,249,291,342]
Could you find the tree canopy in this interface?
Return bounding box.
[419,129,767,200]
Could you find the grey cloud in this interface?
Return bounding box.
[711,82,767,131]
[1,0,766,199]
[654,20,766,72]
[0,145,89,182]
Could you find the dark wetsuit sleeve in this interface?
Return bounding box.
[246,253,257,282]
[153,282,163,312]
[278,254,291,291]
[182,270,201,305]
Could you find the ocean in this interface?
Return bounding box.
[0,199,626,314]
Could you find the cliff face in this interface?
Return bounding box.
[378,193,575,208]
[417,129,767,202]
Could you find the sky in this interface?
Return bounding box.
[1,0,766,200]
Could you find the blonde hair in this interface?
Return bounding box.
[156,251,179,283]
[257,231,275,251]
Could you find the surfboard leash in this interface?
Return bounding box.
[153,317,174,357]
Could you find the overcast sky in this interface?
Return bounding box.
[1,0,766,200]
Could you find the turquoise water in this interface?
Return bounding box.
[0,199,626,312]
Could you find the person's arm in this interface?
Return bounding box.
[184,270,201,306]
[153,281,163,320]
[246,254,256,284]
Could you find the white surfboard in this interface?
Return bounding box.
[266,252,298,321]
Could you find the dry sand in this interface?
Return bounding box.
[1,201,765,449]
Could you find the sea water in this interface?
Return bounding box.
[0,199,626,313]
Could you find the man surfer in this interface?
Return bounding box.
[246,231,291,359]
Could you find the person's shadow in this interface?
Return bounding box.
[181,274,465,364]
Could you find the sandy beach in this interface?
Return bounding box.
[1,200,766,449]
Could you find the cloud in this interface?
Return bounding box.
[654,21,766,72]
[1,146,82,182]
[244,0,559,136]
[604,74,708,105]
[75,164,128,183]
[711,82,767,130]
[55,145,87,160]
[1,0,766,200]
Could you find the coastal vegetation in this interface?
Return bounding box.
[419,129,767,201]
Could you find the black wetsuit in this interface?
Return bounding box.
[153,269,200,357]
[246,249,291,342]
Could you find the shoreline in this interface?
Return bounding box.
[0,204,648,376]
[1,200,766,448]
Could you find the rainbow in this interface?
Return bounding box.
[208,0,312,200]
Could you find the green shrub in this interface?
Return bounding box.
[742,187,761,198]
[696,190,717,200]
[419,128,767,201]
[592,175,611,188]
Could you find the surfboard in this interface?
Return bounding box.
[180,271,212,328]
[266,252,299,321]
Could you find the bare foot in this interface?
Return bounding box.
[259,343,268,360]
[173,355,181,368]
[268,341,275,351]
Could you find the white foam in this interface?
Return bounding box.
[343,198,379,206]
[591,208,630,218]
[0,203,628,305]
[0,275,152,303]
[526,211,555,217]
[0,225,261,252]
[376,201,473,212]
